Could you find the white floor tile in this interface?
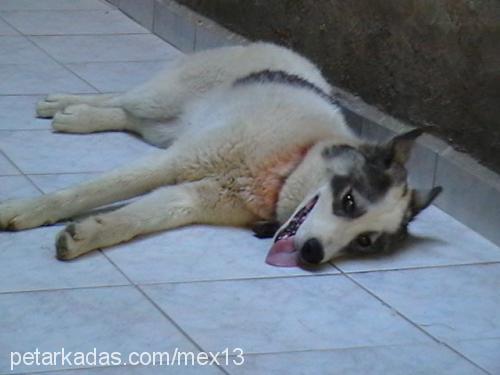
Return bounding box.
[0,286,197,374]
[0,17,18,35]
[32,34,180,63]
[0,62,96,95]
[0,175,40,199]
[225,344,484,375]
[142,276,431,353]
[0,0,111,11]
[40,364,225,374]
[0,226,129,293]
[29,172,100,193]
[107,225,338,284]
[334,206,500,272]
[0,153,19,175]
[352,264,500,342]
[0,130,154,174]
[0,9,147,35]
[66,61,168,92]
[0,95,51,130]
[451,338,500,375]
[0,36,52,64]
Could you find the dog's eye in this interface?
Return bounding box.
[342,192,356,214]
[356,235,372,247]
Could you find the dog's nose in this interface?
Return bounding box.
[300,238,324,264]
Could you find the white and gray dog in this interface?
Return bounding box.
[0,42,442,267]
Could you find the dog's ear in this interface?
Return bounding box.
[385,126,434,166]
[409,186,443,218]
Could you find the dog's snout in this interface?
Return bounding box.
[300,238,324,264]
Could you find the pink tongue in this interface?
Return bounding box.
[265,237,300,267]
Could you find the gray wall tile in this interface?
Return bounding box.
[119,0,154,30]
[194,18,248,51]
[153,0,195,52]
[435,148,500,246]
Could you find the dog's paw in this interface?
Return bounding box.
[55,218,103,260]
[0,197,56,231]
[36,94,73,118]
[52,104,92,133]
[56,223,82,260]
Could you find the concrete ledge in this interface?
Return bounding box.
[110,0,246,52]
[106,0,500,248]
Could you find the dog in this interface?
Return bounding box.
[0,42,442,267]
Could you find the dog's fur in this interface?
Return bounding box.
[0,42,442,265]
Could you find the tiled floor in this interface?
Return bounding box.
[0,1,499,374]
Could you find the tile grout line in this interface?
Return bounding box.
[0,140,110,191]
[0,271,341,295]
[98,0,114,8]
[0,93,106,97]
[132,259,500,287]
[339,270,492,374]
[0,9,122,14]
[0,256,498,295]
[100,252,231,375]
[332,260,500,274]
[0,149,45,194]
[24,174,54,194]
[0,14,101,94]
[24,171,101,176]
[0,32,147,37]
[0,57,170,66]
[175,340,500,357]
[62,58,169,64]
[24,35,103,93]
[0,93,44,97]
[0,128,49,131]
[23,32,179,92]
[0,283,130,296]
[133,270,341,287]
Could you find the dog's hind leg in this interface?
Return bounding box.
[51,104,141,134]
[36,93,118,118]
[54,179,256,259]
[51,104,183,148]
[0,150,181,231]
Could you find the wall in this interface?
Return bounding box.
[176,0,500,173]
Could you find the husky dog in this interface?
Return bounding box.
[0,43,441,267]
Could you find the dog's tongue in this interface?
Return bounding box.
[265,237,299,267]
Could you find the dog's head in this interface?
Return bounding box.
[266,128,442,267]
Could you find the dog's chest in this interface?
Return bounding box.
[237,144,312,219]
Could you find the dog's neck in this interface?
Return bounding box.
[275,139,356,223]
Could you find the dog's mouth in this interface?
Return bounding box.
[265,195,319,267]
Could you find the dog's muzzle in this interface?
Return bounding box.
[300,238,324,264]
[265,195,319,267]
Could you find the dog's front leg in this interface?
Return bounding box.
[0,150,179,231]
[55,179,256,260]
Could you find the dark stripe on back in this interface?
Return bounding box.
[233,70,337,106]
